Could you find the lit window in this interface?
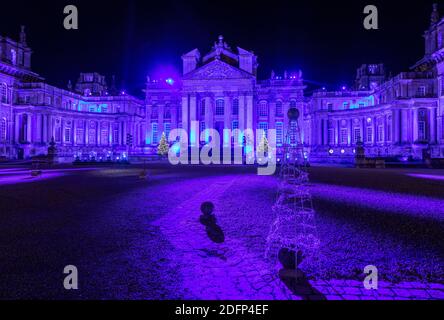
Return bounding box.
[258,122,268,140]
[276,122,284,145]
[0,118,6,141]
[216,99,225,116]
[232,120,239,130]
[343,102,350,110]
[152,123,158,144]
[276,101,283,116]
[164,123,171,140]
[0,84,7,104]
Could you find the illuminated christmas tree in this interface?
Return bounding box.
[157,132,169,157]
[265,107,319,270]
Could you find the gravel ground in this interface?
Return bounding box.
[0,164,442,299]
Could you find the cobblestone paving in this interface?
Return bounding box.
[153,175,444,300]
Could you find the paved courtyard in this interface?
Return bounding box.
[0,164,443,300]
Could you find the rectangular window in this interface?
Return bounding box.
[258,122,268,139]
[418,121,426,141]
[232,120,239,130]
[216,99,225,116]
[276,122,284,145]
[276,102,283,116]
[417,86,426,97]
[328,129,334,145]
[101,130,108,145]
[232,99,239,116]
[200,100,206,117]
[152,123,158,144]
[366,127,373,143]
[113,130,119,144]
[354,128,361,143]
[0,119,6,141]
[259,102,268,117]
[327,103,333,112]
[76,129,84,144]
[164,123,171,140]
[387,124,391,141]
[340,128,348,144]
[343,102,350,110]
[89,106,96,113]
[378,125,384,142]
[64,128,71,143]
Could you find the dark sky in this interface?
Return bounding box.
[0,0,438,97]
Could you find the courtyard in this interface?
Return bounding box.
[0,163,443,300]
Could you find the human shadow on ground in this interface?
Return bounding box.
[199,202,225,244]
[278,248,326,300]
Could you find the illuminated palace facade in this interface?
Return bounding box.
[145,7,444,162]
[2,5,444,163]
[0,27,144,161]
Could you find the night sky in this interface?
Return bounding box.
[0,0,438,97]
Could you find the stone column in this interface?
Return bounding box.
[190,94,197,145]
[182,95,189,139]
[238,95,245,132]
[269,101,276,130]
[246,95,254,133]
[412,108,418,143]
[26,113,32,143]
[224,96,231,129]
[430,107,437,144]
[73,120,77,145]
[42,115,48,143]
[15,113,20,143]
[323,119,328,146]
[393,109,400,144]
[97,122,101,146]
[109,122,112,146]
[204,96,212,141]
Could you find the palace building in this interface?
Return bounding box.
[1,4,444,163]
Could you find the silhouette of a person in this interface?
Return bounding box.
[199,202,225,244]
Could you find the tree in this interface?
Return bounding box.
[257,134,269,155]
[157,132,169,157]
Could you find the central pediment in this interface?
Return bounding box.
[183,59,255,81]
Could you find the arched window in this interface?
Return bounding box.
[1,83,7,104]
[151,106,158,119]
[0,118,6,142]
[258,101,268,117]
[276,101,283,116]
[164,106,171,119]
[290,100,297,108]
[232,98,239,116]
[215,99,225,116]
